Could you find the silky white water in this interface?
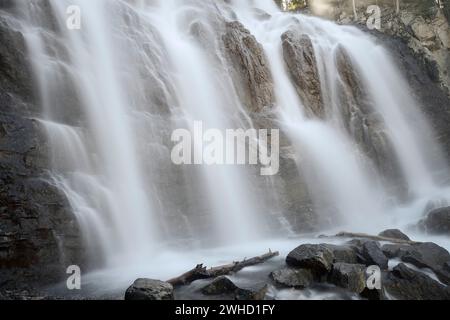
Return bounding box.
[10,0,450,291]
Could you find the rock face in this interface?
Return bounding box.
[222,21,274,113]
[286,244,334,275]
[320,1,449,93]
[378,229,411,241]
[326,1,450,163]
[329,263,367,293]
[281,30,324,118]
[420,207,450,235]
[0,10,82,293]
[125,279,174,300]
[270,267,314,288]
[334,45,404,190]
[385,263,450,300]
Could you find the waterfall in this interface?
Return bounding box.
[11,0,450,279]
[231,1,449,229]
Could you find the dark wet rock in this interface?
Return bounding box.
[402,243,450,285]
[201,276,267,300]
[361,287,384,301]
[384,263,450,300]
[419,207,450,235]
[322,244,358,264]
[270,267,314,289]
[201,276,238,295]
[381,243,411,259]
[0,0,15,10]
[0,12,82,293]
[382,242,450,285]
[222,21,274,113]
[0,18,34,102]
[378,229,411,241]
[125,279,174,300]
[329,263,366,294]
[360,241,389,270]
[281,30,323,118]
[235,285,268,301]
[286,244,334,275]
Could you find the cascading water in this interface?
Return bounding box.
[9,0,450,292]
[231,0,450,230]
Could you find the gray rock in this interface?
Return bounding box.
[202,276,267,300]
[382,242,450,285]
[385,263,450,300]
[125,279,174,300]
[270,267,314,288]
[286,244,334,275]
[322,244,359,264]
[235,285,268,301]
[381,243,411,259]
[361,241,389,270]
[402,242,450,285]
[378,229,411,241]
[329,263,367,294]
[420,207,450,235]
[201,276,238,295]
[281,30,323,118]
[222,21,274,113]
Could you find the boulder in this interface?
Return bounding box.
[125,279,174,300]
[201,276,267,300]
[270,267,314,289]
[0,18,34,101]
[381,243,411,259]
[322,244,358,264]
[281,30,324,118]
[286,244,334,275]
[420,207,450,235]
[329,263,367,294]
[235,285,268,301]
[384,264,450,300]
[201,276,238,295]
[402,243,450,285]
[378,229,411,241]
[360,241,389,270]
[382,242,450,285]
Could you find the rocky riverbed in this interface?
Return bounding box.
[124,227,450,300]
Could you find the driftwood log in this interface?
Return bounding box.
[321,232,419,245]
[167,250,279,287]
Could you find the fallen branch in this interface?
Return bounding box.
[167,250,279,287]
[322,232,419,245]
